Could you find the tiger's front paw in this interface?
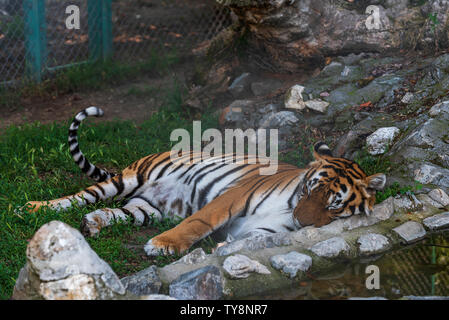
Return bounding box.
[144,234,191,256]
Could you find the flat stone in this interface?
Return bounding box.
[366,127,400,155]
[309,237,350,258]
[428,189,449,207]
[169,265,223,300]
[348,297,388,300]
[401,296,449,300]
[392,221,426,244]
[372,197,394,220]
[393,195,423,213]
[215,232,291,256]
[223,254,271,279]
[284,84,306,110]
[423,212,449,231]
[121,265,161,296]
[269,251,312,278]
[304,99,330,113]
[141,294,177,300]
[172,248,207,265]
[357,233,390,256]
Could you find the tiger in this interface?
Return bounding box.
[23,106,387,256]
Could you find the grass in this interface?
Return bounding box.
[0,84,219,300]
[353,149,424,203]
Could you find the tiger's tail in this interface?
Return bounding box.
[68,107,116,182]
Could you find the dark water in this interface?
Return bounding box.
[248,232,449,300]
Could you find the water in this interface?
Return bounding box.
[248,232,449,300]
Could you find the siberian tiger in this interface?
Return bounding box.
[24,107,387,256]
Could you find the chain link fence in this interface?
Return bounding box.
[0,0,232,86]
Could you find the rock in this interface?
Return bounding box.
[228,72,251,97]
[12,221,125,300]
[417,194,444,209]
[372,197,395,220]
[422,212,449,231]
[392,221,426,244]
[220,1,449,71]
[393,195,423,213]
[357,233,390,256]
[284,85,306,110]
[366,127,400,155]
[215,232,291,256]
[401,92,414,104]
[173,248,207,265]
[251,79,283,96]
[414,164,449,188]
[269,251,312,278]
[401,296,449,300]
[348,297,388,300]
[304,99,330,113]
[309,237,350,258]
[428,189,449,207]
[387,100,449,193]
[429,101,449,120]
[121,265,161,296]
[259,111,300,128]
[141,294,177,300]
[222,254,271,279]
[168,265,223,300]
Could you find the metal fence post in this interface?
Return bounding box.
[23,0,47,82]
[88,0,113,61]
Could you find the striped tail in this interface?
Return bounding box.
[68,107,116,182]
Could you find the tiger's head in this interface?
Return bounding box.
[293,142,386,228]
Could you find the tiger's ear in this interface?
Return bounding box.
[313,141,333,160]
[366,173,386,190]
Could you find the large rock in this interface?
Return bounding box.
[392,221,426,244]
[309,237,350,258]
[366,127,400,155]
[219,0,449,71]
[269,251,312,278]
[357,233,390,256]
[215,232,291,256]
[222,254,271,279]
[121,265,162,296]
[422,212,449,231]
[12,221,125,300]
[387,100,449,193]
[168,265,223,300]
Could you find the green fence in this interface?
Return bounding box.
[0,0,231,86]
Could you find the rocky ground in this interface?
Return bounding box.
[218,51,449,194]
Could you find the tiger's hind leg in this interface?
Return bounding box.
[80,196,163,236]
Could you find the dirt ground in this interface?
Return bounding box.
[0,66,188,130]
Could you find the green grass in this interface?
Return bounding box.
[0,85,218,299]
[353,149,424,203]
